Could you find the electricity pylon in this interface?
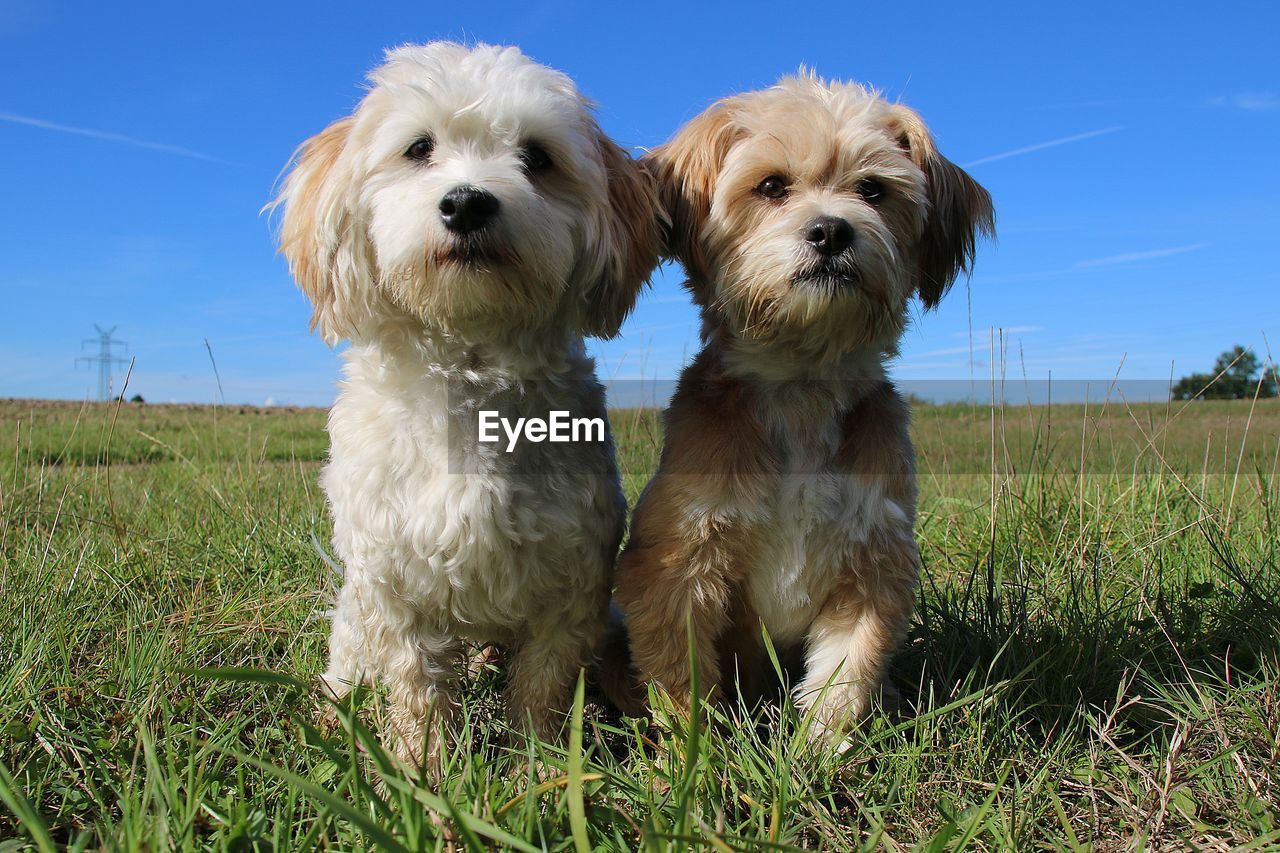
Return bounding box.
[77,325,130,401]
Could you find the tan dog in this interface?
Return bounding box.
[612,74,993,742]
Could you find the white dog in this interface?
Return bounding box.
[273,42,660,768]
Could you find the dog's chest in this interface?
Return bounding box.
[324,365,618,634]
[740,402,897,642]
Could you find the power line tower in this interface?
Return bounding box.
[77,325,130,401]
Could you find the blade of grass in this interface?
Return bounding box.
[0,758,57,853]
[567,670,591,853]
[219,748,411,853]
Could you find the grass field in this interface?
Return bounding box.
[1,393,1278,850]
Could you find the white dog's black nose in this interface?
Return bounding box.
[439,186,500,233]
[804,216,854,257]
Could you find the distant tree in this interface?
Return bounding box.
[1172,346,1279,400]
[130,394,145,404]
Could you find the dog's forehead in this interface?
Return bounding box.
[726,87,906,181]
[370,42,590,142]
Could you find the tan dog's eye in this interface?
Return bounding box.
[520,143,553,173]
[405,137,435,162]
[754,175,789,200]
[857,178,885,204]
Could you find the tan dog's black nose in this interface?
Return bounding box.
[804,216,854,256]
[440,185,500,233]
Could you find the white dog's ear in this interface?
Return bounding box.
[643,102,741,286]
[887,106,995,309]
[578,135,663,339]
[274,118,374,343]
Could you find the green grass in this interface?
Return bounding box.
[1,395,1277,849]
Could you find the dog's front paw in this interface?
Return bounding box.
[385,715,443,781]
[802,679,902,748]
[383,692,460,783]
[313,673,355,734]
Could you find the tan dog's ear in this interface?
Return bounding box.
[578,135,663,339]
[888,106,995,309]
[643,102,741,283]
[273,118,373,343]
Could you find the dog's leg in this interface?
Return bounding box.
[319,582,370,702]
[505,607,604,741]
[380,630,463,777]
[616,544,735,710]
[794,539,918,744]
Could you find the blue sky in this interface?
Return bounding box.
[2,1,1277,405]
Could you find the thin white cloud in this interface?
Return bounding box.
[1074,243,1209,269]
[143,330,314,350]
[1208,93,1278,111]
[911,327,1042,360]
[1028,96,1176,112]
[950,325,1043,338]
[888,361,974,372]
[620,319,699,335]
[0,110,235,164]
[963,126,1122,168]
[0,0,47,35]
[908,345,986,359]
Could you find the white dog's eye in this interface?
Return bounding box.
[404,137,435,162]
[857,178,885,204]
[754,175,789,201]
[520,143,553,174]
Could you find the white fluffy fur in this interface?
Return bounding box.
[272,42,657,766]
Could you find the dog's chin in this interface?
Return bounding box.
[385,252,561,336]
[792,271,859,292]
[433,236,521,271]
[791,261,860,292]
[719,262,906,357]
